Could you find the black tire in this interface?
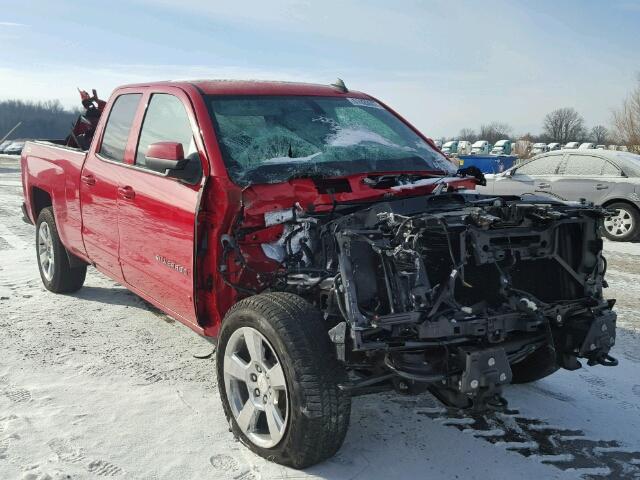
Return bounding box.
[36,207,87,293]
[510,344,559,384]
[216,292,351,468]
[602,202,640,242]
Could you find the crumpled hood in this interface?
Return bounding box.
[240,172,478,228]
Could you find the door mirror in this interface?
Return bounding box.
[145,142,187,175]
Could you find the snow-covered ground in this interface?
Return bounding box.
[1,154,639,480]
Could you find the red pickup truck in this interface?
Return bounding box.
[21,80,617,468]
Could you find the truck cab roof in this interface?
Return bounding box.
[117,79,371,99]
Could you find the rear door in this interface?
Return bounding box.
[116,89,205,325]
[550,153,611,204]
[80,93,142,279]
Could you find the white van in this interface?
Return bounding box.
[547,142,561,151]
[531,143,548,155]
[579,142,596,150]
[564,142,580,149]
[457,140,472,155]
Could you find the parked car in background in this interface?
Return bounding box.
[579,142,596,150]
[597,145,606,150]
[457,140,472,155]
[490,139,512,155]
[471,140,490,154]
[442,140,458,156]
[477,150,640,241]
[548,142,561,151]
[532,143,549,155]
[434,139,443,149]
[4,141,26,155]
[564,142,580,149]
[0,140,13,153]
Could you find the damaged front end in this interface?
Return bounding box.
[229,191,618,410]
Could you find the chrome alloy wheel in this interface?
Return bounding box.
[604,208,634,238]
[223,326,288,448]
[38,221,55,281]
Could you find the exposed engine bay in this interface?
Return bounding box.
[222,189,617,409]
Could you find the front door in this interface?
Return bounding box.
[116,91,204,325]
[80,93,142,279]
[492,153,564,198]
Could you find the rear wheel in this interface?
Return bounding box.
[602,203,640,242]
[36,207,86,293]
[511,344,559,384]
[216,292,351,468]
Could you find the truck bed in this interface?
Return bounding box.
[21,140,88,261]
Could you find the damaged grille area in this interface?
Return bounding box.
[227,192,617,408]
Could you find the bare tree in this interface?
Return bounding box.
[590,125,608,145]
[479,122,513,144]
[542,107,586,144]
[0,99,78,140]
[458,128,477,141]
[612,76,640,153]
[519,132,545,143]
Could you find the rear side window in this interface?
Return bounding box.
[602,161,622,176]
[99,94,141,162]
[517,155,562,175]
[136,94,197,167]
[562,155,606,175]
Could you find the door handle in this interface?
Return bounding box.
[118,186,135,200]
[537,182,550,189]
[595,184,609,190]
[81,174,96,186]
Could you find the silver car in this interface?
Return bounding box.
[477,150,640,241]
[3,141,25,155]
[0,140,13,153]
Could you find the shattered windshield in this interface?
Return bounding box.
[207,95,455,185]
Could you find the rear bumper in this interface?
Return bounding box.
[21,202,32,225]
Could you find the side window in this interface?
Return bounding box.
[136,94,199,174]
[563,155,606,175]
[517,155,561,175]
[99,94,142,162]
[602,161,622,176]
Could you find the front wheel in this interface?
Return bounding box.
[216,292,351,468]
[602,203,640,242]
[36,207,86,293]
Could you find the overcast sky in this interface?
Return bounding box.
[0,0,638,138]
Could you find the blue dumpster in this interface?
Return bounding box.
[458,155,516,174]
